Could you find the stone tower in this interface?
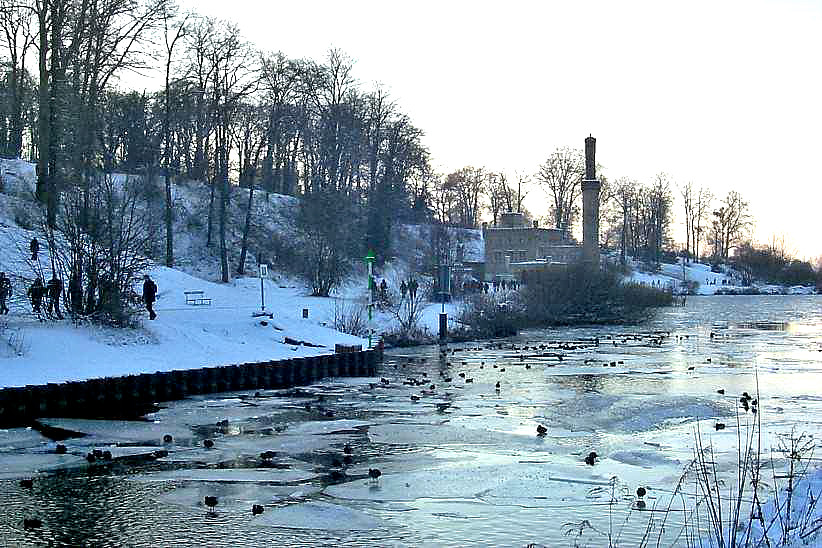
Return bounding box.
[581,135,600,266]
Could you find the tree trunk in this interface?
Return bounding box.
[36,7,50,209]
[237,178,253,275]
[206,177,215,247]
[164,46,174,266]
[218,138,229,283]
[165,173,173,266]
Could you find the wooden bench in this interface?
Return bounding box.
[184,290,212,306]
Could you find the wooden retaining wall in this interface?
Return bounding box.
[0,346,382,427]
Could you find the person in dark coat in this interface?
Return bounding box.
[400,280,407,300]
[30,238,39,261]
[68,273,82,315]
[0,272,10,314]
[408,278,418,301]
[46,276,63,319]
[379,279,388,303]
[142,274,157,320]
[28,278,44,314]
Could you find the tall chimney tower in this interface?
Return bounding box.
[582,135,600,266]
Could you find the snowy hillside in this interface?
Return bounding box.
[625,257,816,296]
[0,160,465,389]
[0,161,369,388]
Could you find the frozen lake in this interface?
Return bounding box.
[1,295,821,547]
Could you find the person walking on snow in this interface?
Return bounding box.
[28,278,44,314]
[400,280,407,300]
[408,278,418,301]
[30,238,39,262]
[0,272,11,314]
[68,273,82,315]
[142,274,157,320]
[46,275,63,319]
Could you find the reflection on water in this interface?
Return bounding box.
[0,295,821,547]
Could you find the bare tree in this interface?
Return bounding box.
[234,99,266,275]
[0,0,35,158]
[54,172,154,325]
[28,0,167,227]
[681,181,694,261]
[611,177,636,265]
[443,166,486,228]
[536,146,584,231]
[160,4,189,267]
[710,190,752,262]
[389,274,427,337]
[694,186,713,261]
[204,19,259,282]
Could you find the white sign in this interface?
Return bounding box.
[259,264,268,277]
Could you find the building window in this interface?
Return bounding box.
[494,251,503,263]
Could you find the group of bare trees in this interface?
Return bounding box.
[602,175,673,266]
[681,184,752,263]
[531,144,754,267]
[0,1,431,266]
[0,0,434,318]
[426,167,530,229]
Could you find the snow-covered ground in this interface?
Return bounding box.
[0,266,368,388]
[0,160,469,389]
[626,257,817,296]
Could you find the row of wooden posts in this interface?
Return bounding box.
[0,344,380,427]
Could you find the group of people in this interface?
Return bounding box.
[370,277,420,307]
[26,276,64,318]
[399,278,419,301]
[491,278,519,292]
[0,268,158,321]
[0,271,64,319]
[0,236,163,321]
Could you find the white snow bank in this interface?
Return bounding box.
[0,265,366,388]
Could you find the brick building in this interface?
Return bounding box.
[482,212,581,281]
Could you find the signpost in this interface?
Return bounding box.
[364,250,376,349]
[259,263,268,312]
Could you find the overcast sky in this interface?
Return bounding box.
[177,0,822,259]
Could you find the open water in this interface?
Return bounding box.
[1,295,822,547]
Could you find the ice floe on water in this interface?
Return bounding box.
[2,298,822,546]
[156,483,321,512]
[0,427,52,452]
[253,501,384,530]
[38,418,195,445]
[134,467,318,484]
[0,453,87,479]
